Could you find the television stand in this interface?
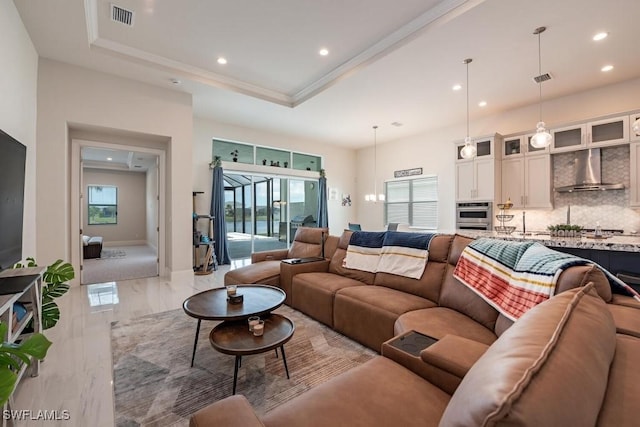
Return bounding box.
[0,267,44,422]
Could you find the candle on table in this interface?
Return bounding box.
[253,320,265,336]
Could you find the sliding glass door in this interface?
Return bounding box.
[223,173,318,260]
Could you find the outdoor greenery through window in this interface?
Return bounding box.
[88,185,118,225]
[385,176,438,229]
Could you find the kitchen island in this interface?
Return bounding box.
[455,230,640,252]
[454,229,640,288]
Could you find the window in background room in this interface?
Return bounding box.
[385,176,438,229]
[88,185,118,225]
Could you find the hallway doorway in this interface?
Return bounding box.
[71,139,166,285]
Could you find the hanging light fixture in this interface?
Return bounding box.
[365,125,385,202]
[459,58,476,159]
[632,116,640,136]
[530,26,552,149]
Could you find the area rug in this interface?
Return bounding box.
[100,249,127,259]
[111,305,377,426]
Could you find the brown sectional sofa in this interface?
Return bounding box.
[224,227,329,305]
[289,231,614,352]
[191,284,640,426]
[192,229,640,426]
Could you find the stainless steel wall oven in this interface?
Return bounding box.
[456,202,493,230]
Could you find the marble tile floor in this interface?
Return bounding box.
[12,262,238,426]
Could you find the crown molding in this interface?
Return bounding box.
[84,0,485,107]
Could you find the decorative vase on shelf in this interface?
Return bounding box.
[262,159,267,165]
[284,161,288,168]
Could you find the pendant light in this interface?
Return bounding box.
[530,26,552,149]
[365,125,385,202]
[633,117,640,136]
[459,58,476,159]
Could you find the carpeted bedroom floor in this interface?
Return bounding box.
[82,245,158,284]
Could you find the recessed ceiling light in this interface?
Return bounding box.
[391,122,403,127]
[217,57,227,65]
[601,64,614,72]
[106,157,113,161]
[478,101,487,107]
[593,32,608,41]
[452,84,462,91]
[169,78,181,85]
[319,48,329,56]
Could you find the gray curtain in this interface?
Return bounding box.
[210,163,231,265]
[317,171,328,228]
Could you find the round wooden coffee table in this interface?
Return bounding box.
[183,284,286,366]
[210,313,295,394]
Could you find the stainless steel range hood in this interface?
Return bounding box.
[554,148,625,193]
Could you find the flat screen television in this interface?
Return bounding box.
[0,129,26,271]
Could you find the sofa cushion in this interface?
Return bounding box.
[440,284,616,427]
[328,231,376,285]
[373,234,453,302]
[606,303,640,338]
[288,227,327,258]
[334,286,436,351]
[596,334,640,426]
[291,272,364,327]
[447,234,474,266]
[439,264,499,332]
[556,264,612,302]
[395,307,497,345]
[224,260,281,286]
[262,356,450,427]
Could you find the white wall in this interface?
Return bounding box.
[83,169,146,244]
[193,118,357,236]
[356,77,640,231]
[36,59,193,277]
[0,1,38,261]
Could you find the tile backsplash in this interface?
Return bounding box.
[499,145,640,233]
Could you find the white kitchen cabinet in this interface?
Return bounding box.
[456,158,501,201]
[455,134,502,202]
[502,136,524,158]
[630,112,640,142]
[455,137,496,161]
[503,134,550,158]
[551,124,586,153]
[551,115,629,153]
[456,161,475,201]
[501,154,552,209]
[524,155,552,208]
[630,142,640,207]
[587,115,629,147]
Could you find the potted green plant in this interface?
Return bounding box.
[14,258,73,330]
[0,323,51,405]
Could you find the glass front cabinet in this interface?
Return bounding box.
[550,115,630,153]
[587,115,629,147]
[502,135,549,158]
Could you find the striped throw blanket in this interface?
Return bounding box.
[454,238,640,321]
[344,231,385,273]
[378,231,435,279]
[345,231,435,278]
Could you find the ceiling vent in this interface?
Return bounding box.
[111,4,135,26]
[533,73,552,84]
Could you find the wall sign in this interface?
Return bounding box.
[394,167,423,178]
